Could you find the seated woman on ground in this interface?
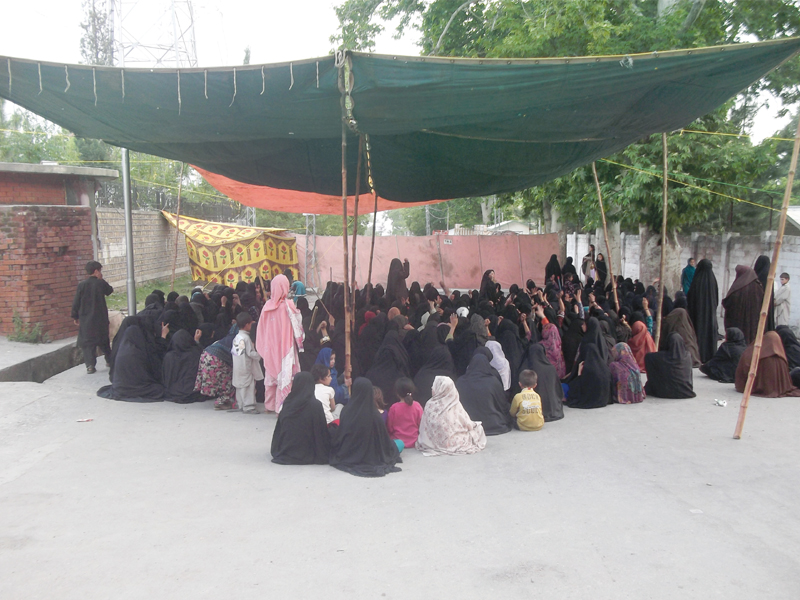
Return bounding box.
[271,372,331,466]
[608,342,645,404]
[416,376,487,457]
[644,333,696,399]
[162,329,206,403]
[328,378,402,477]
[699,327,746,384]
[194,322,239,410]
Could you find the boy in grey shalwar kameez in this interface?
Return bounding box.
[231,312,264,413]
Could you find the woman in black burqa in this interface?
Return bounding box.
[271,372,331,465]
[385,258,410,305]
[686,258,719,363]
[564,344,610,409]
[413,324,456,406]
[495,306,527,392]
[162,329,205,403]
[364,330,411,406]
[722,265,764,344]
[658,308,702,367]
[523,343,564,421]
[699,327,746,383]
[329,377,402,477]
[456,353,513,435]
[753,255,776,332]
[776,325,800,370]
[479,269,500,304]
[561,318,585,376]
[98,319,168,401]
[545,254,562,288]
[644,333,696,399]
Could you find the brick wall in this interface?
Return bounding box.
[0,205,93,340]
[96,208,190,287]
[0,173,66,205]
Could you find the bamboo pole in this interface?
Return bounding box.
[350,136,363,320]
[592,162,620,312]
[339,65,352,385]
[367,190,378,285]
[734,117,800,439]
[170,162,186,291]
[653,133,669,349]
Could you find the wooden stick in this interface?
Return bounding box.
[339,65,352,386]
[592,162,620,312]
[654,133,669,349]
[734,117,800,439]
[170,162,186,291]
[350,136,363,321]
[367,190,378,285]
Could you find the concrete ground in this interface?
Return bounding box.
[0,336,77,371]
[1,363,798,600]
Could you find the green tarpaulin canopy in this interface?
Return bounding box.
[2,39,799,202]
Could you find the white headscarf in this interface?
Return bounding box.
[416,376,487,457]
[485,340,511,391]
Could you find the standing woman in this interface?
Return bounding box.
[545,254,562,288]
[753,255,776,332]
[686,259,719,364]
[479,269,500,305]
[256,274,305,413]
[385,258,410,306]
[595,253,608,289]
[722,265,764,344]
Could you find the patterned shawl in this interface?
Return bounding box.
[416,376,487,457]
[609,343,645,404]
[540,322,566,378]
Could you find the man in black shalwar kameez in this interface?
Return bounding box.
[71,261,114,374]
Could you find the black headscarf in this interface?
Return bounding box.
[523,344,564,421]
[581,317,609,364]
[776,325,800,370]
[357,312,387,375]
[595,254,608,287]
[329,378,402,477]
[564,344,610,409]
[699,327,746,383]
[754,255,775,331]
[364,330,411,405]
[162,330,205,403]
[644,333,696,398]
[479,270,499,304]
[659,307,702,367]
[456,354,513,435]
[271,372,332,465]
[446,319,479,377]
[686,258,719,363]
[494,309,526,392]
[562,256,577,276]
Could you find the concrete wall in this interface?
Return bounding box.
[96,208,190,288]
[0,205,93,340]
[297,232,561,291]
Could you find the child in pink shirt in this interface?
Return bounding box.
[386,378,424,449]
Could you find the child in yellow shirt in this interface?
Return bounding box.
[509,370,544,431]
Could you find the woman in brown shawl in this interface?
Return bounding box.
[659,308,702,367]
[723,265,764,344]
[734,331,800,397]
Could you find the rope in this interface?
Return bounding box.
[679,128,796,143]
[289,63,294,90]
[64,65,69,93]
[121,70,125,101]
[92,67,97,106]
[37,63,42,95]
[260,66,265,95]
[177,71,182,115]
[229,67,237,107]
[204,69,208,99]
[599,158,781,212]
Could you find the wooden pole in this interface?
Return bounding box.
[367,190,378,285]
[734,117,800,439]
[592,162,620,312]
[653,133,669,349]
[350,136,363,320]
[339,63,352,385]
[170,162,186,291]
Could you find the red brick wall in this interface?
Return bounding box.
[0,206,93,340]
[0,173,66,205]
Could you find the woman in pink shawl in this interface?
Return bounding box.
[540,323,566,378]
[608,342,645,404]
[256,275,305,412]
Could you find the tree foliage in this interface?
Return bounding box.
[80,0,114,67]
[332,0,800,234]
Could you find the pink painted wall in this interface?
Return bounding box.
[295,233,560,291]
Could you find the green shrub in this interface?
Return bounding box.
[8,312,48,344]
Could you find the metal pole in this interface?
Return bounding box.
[734,116,800,439]
[653,133,669,349]
[592,162,620,312]
[121,148,137,316]
[170,162,186,291]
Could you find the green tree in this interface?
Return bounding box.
[80,0,114,66]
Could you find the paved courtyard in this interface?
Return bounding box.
[1,363,798,599]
